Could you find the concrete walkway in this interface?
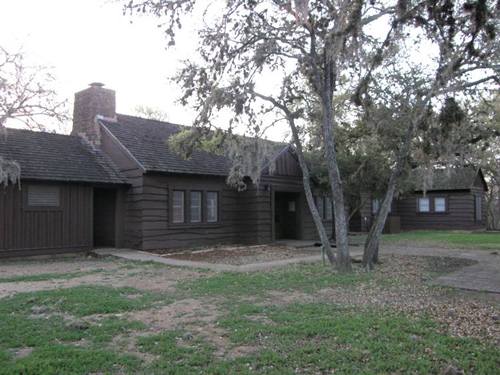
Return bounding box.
[381,245,500,294]
[94,248,325,273]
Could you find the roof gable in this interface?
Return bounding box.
[411,167,486,192]
[0,128,126,184]
[263,146,302,177]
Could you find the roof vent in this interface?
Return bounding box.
[89,82,105,88]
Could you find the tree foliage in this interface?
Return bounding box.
[0,47,67,130]
[134,105,170,121]
[169,127,279,190]
[125,0,499,271]
[0,46,67,186]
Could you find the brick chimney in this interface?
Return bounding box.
[72,82,116,147]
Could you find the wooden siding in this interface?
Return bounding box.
[140,174,241,250]
[133,172,331,251]
[100,125,143,248]
[0,183,92,257]
[397,191,486,230]
[262,175,333,241]
[99,139,331,251]
[268,148,302,177]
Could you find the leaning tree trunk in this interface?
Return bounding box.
[363,174,399,269]
[288,116,336,264]
[252,91,336,264]
[321,62,351,272]
[363,97,434,269]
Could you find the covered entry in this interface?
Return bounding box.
[274,191,300,240]
[93,188,117,247]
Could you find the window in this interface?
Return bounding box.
[27,185,60,207]
[316,196,324,219]
[434,197,446,213]
[325,197,333,220]
[288,200,296,212]
[418,197,430,213]
[172,190,185,223]
[207,191,218,223]
[190,191,202,223]
[372,199,380,214]
[475,195,482,221]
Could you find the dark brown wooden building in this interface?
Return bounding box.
[360,167,488,232]
[0,83,332,257]
[0,128,127,257]
[2,84,488,257]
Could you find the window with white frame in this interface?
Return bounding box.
[417,197,430,212]
[207,191,218,223]
[434,197,446,213]
[172,190,185,223]
[325,197,333,220]
[372,199,380,214]
[190,191,202,223]
[27,185,60,207]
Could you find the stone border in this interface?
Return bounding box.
[94,248,326,272]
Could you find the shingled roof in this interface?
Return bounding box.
[411,167,486,191]
[100,114,287,176]
[0,128,127,184]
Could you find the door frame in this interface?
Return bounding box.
[272,189,303,241]
[92,187,123,248]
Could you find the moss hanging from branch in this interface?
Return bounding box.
[169,128,277,191]
[0,156,20,187]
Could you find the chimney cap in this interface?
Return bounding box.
[89,82,105,88]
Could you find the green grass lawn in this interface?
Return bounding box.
[381,230,500,250]
[0,259,498,374]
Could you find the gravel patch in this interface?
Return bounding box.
[158,244,320,265]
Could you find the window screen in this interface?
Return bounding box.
[27,185,60,207]
[172,190,185,223]
[207,191,218,223]
[434,197,446,212]
[418,197,430,212]
[190,191,202,223]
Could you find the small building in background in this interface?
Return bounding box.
[361,167,488,232]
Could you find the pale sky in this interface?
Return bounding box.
[0,0,292,141]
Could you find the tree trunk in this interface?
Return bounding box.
[363,96,433,269]
[363,175,398,269]
[288,116,336,265]
[251,90,336,264]
[321,63,351,272]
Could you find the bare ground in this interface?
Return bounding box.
[155,244,319,265]
[0,249,499,358]
[0,256,206,298]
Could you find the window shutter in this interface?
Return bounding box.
[475,195,482,222]
[325,197,333,220]
[27,185,60,207]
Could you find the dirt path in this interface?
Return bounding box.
[0,256,204,298]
